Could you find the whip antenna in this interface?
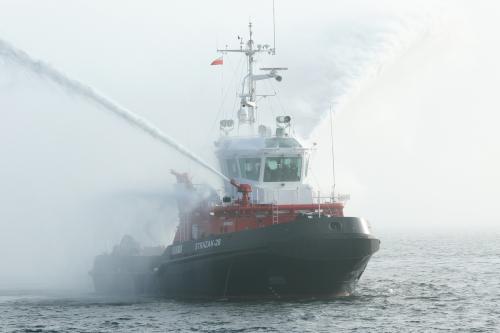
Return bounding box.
[329,105,336,200]
[272,0,276,54]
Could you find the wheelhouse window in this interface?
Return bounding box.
[225,159,239,178]
[264,156,302,182]
[239,158,261,181]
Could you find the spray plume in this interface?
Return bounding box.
[0,39,229,182]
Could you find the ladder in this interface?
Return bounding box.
[272,201,279,224]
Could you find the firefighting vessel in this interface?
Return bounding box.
[91,23,380,298]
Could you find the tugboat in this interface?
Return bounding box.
[91,22,380,299]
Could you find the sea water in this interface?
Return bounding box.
[1,226,498,332]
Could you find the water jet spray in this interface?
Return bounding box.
[0,39,229,183]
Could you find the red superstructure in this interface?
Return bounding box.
[172,170,344,243]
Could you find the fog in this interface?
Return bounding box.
[0,0,499,289]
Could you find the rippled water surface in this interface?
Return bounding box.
[1,228,499,332]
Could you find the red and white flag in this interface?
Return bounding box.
[210,56,223,66]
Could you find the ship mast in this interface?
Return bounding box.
[218,22,285,133]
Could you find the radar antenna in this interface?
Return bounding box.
[217,21,285,132]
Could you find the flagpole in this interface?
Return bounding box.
[221,58,224,117]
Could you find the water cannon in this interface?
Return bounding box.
[230,179,252,207]
[170,169,194,190]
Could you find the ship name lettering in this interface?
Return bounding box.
[195,238,222,250]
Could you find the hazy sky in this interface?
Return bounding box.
[1,0,499,289]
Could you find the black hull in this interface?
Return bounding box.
[157,250,374,299]
[91,216,380,299]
